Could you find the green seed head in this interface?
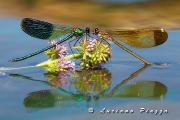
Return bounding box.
[74,38,112,69]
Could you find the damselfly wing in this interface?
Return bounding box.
[21,18,73,39]
[9,18,83,62]
[103,28,168,48]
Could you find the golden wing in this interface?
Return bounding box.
[104,28,168,48]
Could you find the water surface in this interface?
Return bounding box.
[0,18,180,120]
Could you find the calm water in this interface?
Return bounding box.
[0,17,180,120]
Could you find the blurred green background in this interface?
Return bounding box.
[0,0,180,29]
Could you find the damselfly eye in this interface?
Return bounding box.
[85,27,90,33]
[94,28,99,34]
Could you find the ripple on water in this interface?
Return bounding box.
[152,62,170,69]
[0,71,6,76]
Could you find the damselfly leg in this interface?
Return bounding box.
[98,35,151,65]
[68,36,82,54]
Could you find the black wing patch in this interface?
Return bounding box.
[21,18,54,39]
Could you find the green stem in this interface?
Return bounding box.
[36,54,81,67]
[62,53,80,60]
[0,54,81,71]
[0,66,37,71]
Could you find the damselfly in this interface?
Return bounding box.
[10,18,168,65]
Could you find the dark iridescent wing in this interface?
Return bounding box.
[21,18,73,39]
[103,28,168,48]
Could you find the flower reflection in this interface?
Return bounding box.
[44,68,112,94]
[72,68,112,96]
[44,70,73,87]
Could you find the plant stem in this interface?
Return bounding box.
[0,54,81,71]
[0,66,37,71]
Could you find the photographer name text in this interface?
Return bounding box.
[88,107,168,115]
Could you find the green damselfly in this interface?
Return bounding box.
[10,18,168,65]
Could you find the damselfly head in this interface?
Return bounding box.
[94,28,99,35]
[85,27,90,33]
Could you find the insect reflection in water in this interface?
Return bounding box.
[9,65,167,108]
